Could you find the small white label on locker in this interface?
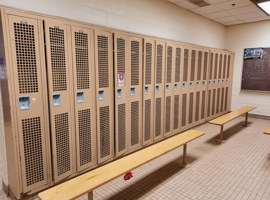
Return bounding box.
[118,72,125,87]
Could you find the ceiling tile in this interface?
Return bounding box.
[191,5,222,15]
[236,12,267,20]
[205,0,228,5]
[215,0,252,10]
[227,5,261,15]
[214,16,239,23]
[223,20,245,26]
[175,1,199,9]
[204,11,231,19]
[243,16,270,23]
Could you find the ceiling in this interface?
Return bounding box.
[166,0,270,26]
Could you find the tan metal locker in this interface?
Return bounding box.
[143,38,155,146]
[153,40,166,142]
[225,52,234,112]
[207,52,215,120]
[71,26,96,172]
[2,12,52,195]
[44,19,76,182]
[164,42,175,137]
[95,29,114,164]
[173,44,182,135]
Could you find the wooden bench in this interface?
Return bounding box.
[264,128,270,135]
[38,129,204,200]
[208,106,256,142]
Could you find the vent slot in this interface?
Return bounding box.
[223,55,227,79]
[203,52,208,80]
[145,43,152,85]
[55,113,70,176]
[207,90,211,117]
[182,94,187,126]
[49,27,67,92]
[183,49,189,82]
[174,95,179,130]
[75,32,90,90]
[219,54,222,79]
[227,55,231,78]
[97,35,109,88]
[189,0,210,7]
[131,41,139,86]
[78,109,92,166]
[214,53,218,79]
[209,53,213,80]
[175,48,181,82]
[216,88,220,114]
[189,93,194,124]
[100,106,110,158]
[166,46,172,83]
[22,117,44,186]
[144,99,151,141]
[190,50,195,81]
[156,45,163,84]
[165,96,171,133]
[201,91,206,119]
[118,104,126,152]
[195,91,200,122]
[14,22,38,94]
[212,89,216,115]
[225,87,228,110]
[117,38,125,75]
[131,101,139,146]
[155,98,162,137]
[197,51,202,81]
[221,88,224,112]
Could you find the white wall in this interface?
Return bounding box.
[226,21,270,116]
[0,0,225,49]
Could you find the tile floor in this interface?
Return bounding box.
[1,116,270,200]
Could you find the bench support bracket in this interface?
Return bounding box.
[216,125,225,143]
[244,113,248,127]
[88,191,93,200]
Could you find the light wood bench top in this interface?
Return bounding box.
[264,128,270,135]
[38,129,204,200]
[209,106,256,126]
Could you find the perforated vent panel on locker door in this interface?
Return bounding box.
[144,99,151,141]
[189,93,194,124]
[212,89,216,116]
[166,46,172,83]
[182,94,187,126]
[14,23,38,94]
[195,92,200,122]
[225,87,228,110]
[209,53,213,79]
[98,36,109,88]
[145,43,152,85]
[223,55,227,79]
[131,41,139,86]
[174,95,179,130]
[165,96,171,133]
[190,50,195,81]
[175,48,181,82]
[155,98,162,137]
[207,90,211,117]
[221,88,224,112]
[118,104,126,152]
[117,38,125,74]
[214,53,218,79]
[201,91,206,119]
[219,54,222,79]
[197,51,202,81]
[227,56,231,78]
[131,101,139,146]
[216,88,220,114]
[99,106,110,158]
[203,52,208,80]
[183,49,188,82]
[78,109,92,166]
[156,45,163,84]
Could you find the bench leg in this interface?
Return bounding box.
[216,125,225,143]
[244,113,248,127]
[88,191,93,200]
[179,144,191,168]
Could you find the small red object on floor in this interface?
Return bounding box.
[124,172,133,180]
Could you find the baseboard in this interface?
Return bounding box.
[249,113,270,120]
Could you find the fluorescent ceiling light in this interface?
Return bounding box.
[258,1,270,15]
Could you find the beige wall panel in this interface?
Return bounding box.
[142,38,155,146]
[94,29,114,164]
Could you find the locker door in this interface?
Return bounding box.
[164,43,175,137]
[226,53,234,112]
[128,36,143,152]
[143,39,155,146]
[173,45,182,134]
[207,52,214,120]
[71,26,96,172]
[114,33,128,157]
[195,50,202,123]
[95,30,114,164]
[220,54,227,114]
[154,41,166,141]
[181,48,189,130]
[7,15,51,192]
[216,53,223,116]
[201,51,209,121]
[44,20,75,182]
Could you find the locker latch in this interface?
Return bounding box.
[222,80,224,84]
[52,94,61,107]
[213,80,216,85]
[166,84,169,92]
[202,81,205,87]
[156,85,159,93]
[209,81,211,86]
[18,96,30,110]
[226,80,228,84]
[189,83,193,89]
[99,90,105,100]
[77,92,84,103]
[145,86,149,95]
[218,80,220,85]
[117,89,122,98]
[182,83,186,90]
[196,82,199,88]
[174,84,178,91]
[130,87,136,96]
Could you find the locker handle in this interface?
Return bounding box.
[98,90,105,100]
[222,80,224,84]
[196,82,199,88]
[52,94,61,107]
[130,87,135,96]
[156,85,159,93]
[213,80,216,85]
[174,84,178,91]
[202,81,205,87]
[18,96,30,110]
[166,84,169,92]
[77,92,84,103]
[145,86,149,95]
[209,81,211,86]
[226,80,228,84]
[218,80,220,85]
[117,89,122,98]
[182,83,186,90]
[189,83,192,89]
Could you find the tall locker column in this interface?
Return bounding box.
[225,52,234,112]
[5,14,51,193]
[201,51,209,121]
[216,52,223,117]
[164,43,175,137]
[207,52,214,120]
[143,38,155,145]
[220,53,227,114]
[44,19,75,182]
[95,29,114,164]
[173,44,182,134]
[153,41,166,142]
[71,26,96,172]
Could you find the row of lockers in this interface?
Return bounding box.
[0,8,234,199]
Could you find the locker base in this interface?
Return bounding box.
[1,180,9,196]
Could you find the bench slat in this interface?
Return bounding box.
[38,129,204,200]
[264,128,270,135]
[208,106,256,125]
